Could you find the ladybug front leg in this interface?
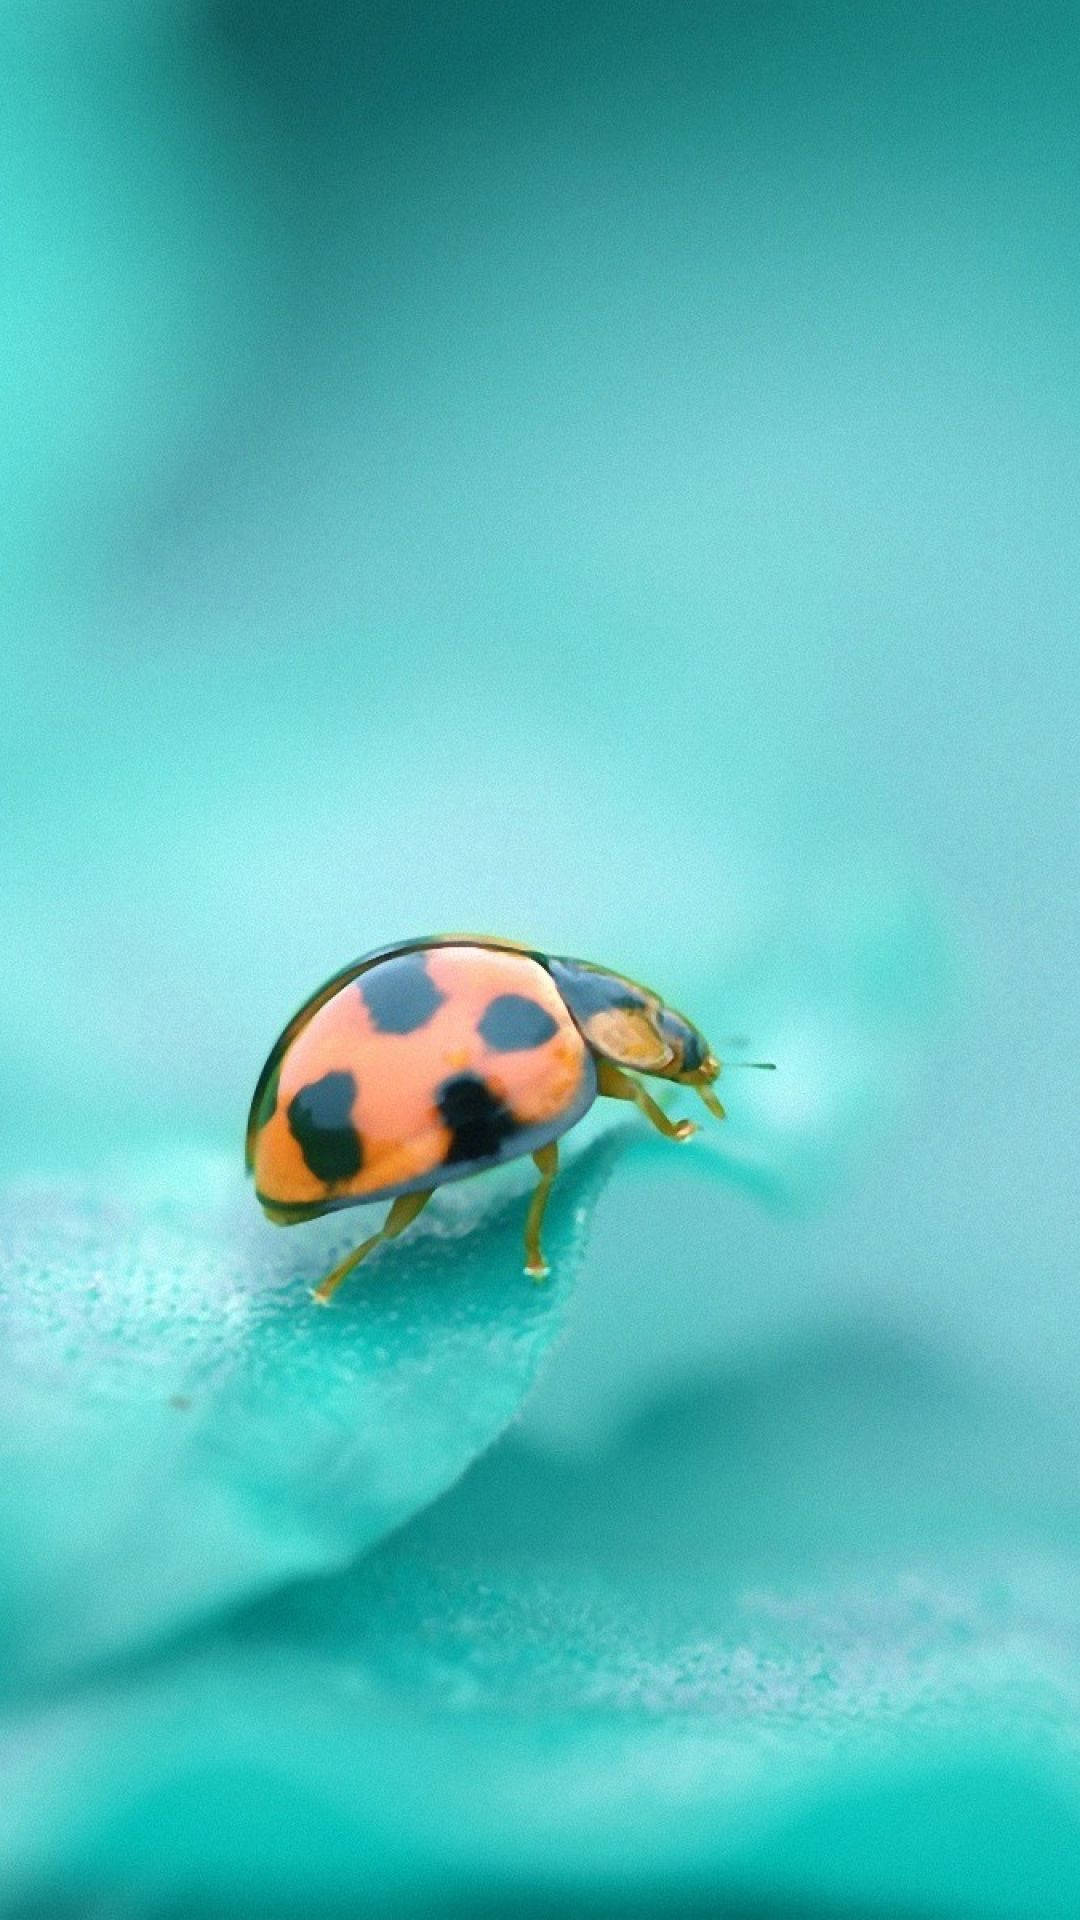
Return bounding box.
[311,1188,434,1305]
[595,1059,696,1141]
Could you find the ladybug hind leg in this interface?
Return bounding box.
[595,1059,696,1141]
[311,1188,434,1305]
[523,1142,559,1281]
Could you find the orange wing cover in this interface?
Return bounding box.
[251,945,596,1219]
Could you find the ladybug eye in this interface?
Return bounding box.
[659,1011,707,1074]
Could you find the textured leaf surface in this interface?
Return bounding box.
[5,1325,1080,1917]
[0,1132,624,1694]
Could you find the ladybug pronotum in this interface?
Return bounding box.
[246,935,771,1303]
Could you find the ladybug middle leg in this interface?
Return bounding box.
[523,1142,559,1281]
[595,1059,696,1141]
[311,1188,434,1305]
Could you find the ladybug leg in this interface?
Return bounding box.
[595,1059,696,1140]
[523,1142,558,1281]
[311,1188,434,1305]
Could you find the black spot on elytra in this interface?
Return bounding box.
[359,951,445,1034]
[478,993,559,1052]
[287,1070,363,1183]
[437,1073,518,1164]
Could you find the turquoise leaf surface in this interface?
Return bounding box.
[0,1131,625,1696]
[5,1323,1080,1917]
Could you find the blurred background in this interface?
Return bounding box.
[4,0,1076,1448]
[5,5,1080,1912]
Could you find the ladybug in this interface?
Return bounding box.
[246,935,770,1303]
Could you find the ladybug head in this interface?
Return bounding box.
[657,1005,776,1118]
[655,1006,726,1116]
[655,1005,714,1078]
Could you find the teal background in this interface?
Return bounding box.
[2,3,1079,1914]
